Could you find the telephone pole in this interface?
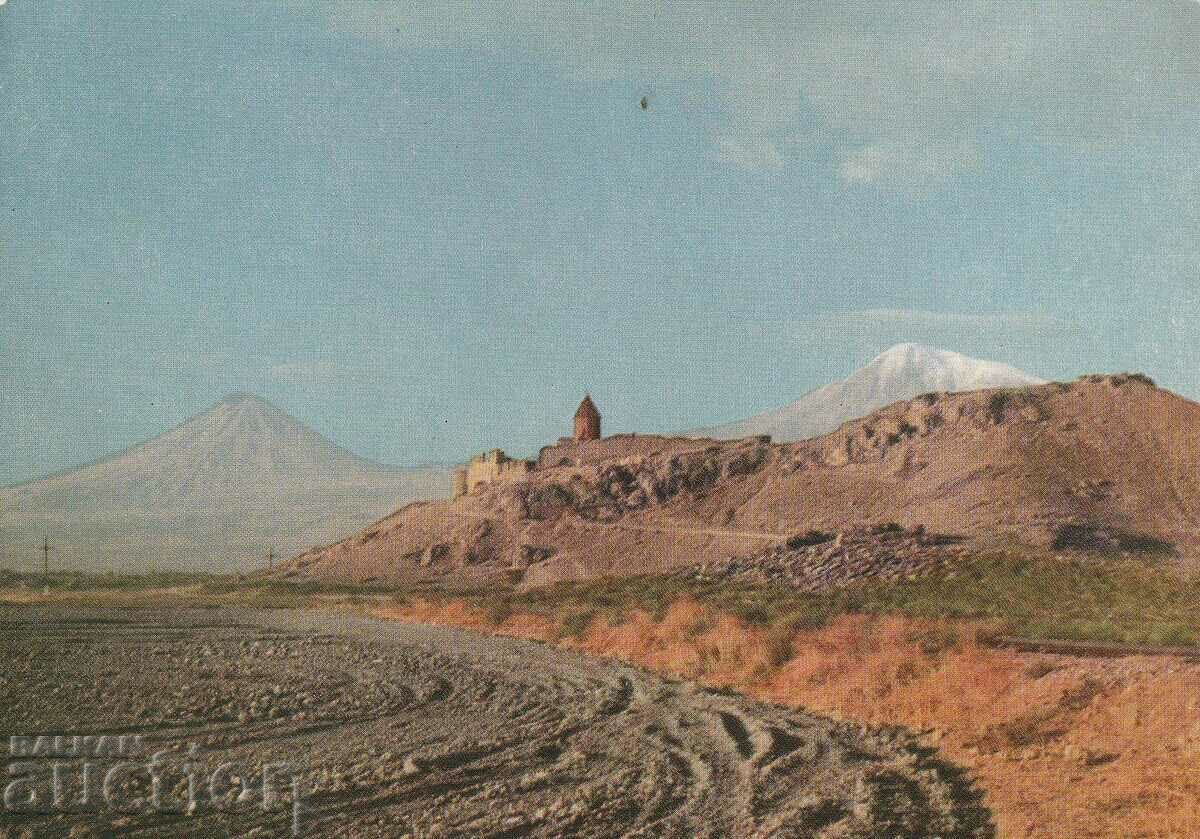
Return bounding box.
[40,536,52,576]
[267,546,275,572]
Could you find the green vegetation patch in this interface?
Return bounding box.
[0,568,217,591]
[9,550,1199,650]
[445,552,1200,649]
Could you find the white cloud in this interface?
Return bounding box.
[839,139,982,186]
[715,135,783,169]
[839,144,894,184]
[323,2,1200,180]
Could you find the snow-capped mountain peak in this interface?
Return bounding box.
[693,344,1045,442]
[864,343,1041,391]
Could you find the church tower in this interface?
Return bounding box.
[573,394,601,441]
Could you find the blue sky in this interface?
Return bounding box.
[2,1,1199,482]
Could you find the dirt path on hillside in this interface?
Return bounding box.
[0,607,991,838]
[448,509,787,543]
[571,516,786,542]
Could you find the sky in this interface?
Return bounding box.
[2,1,1199,483]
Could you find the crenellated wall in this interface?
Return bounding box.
[537,433,728,469]
[451,449,534,499]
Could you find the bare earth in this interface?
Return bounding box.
[0,607,992,838]
[282,375,1200,587]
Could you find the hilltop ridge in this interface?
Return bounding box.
[693,343,1045,442]
[278,373,1198,587]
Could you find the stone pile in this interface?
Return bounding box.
[691,524,971,591]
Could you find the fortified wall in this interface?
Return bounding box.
[448,395,731,499]
[536,433,722,469]
[451,449,534,500]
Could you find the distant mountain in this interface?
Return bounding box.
[692,343,1045,442]
[0,394,448,572]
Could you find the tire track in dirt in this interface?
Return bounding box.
[0,607,993,837]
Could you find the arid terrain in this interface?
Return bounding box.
[8,376,1200,838]
[279,375,1200,587]
[8,2,1198,838]
[0,606,991,838]
[380,597,1200,839]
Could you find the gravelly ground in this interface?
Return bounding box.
[0,606,993,838]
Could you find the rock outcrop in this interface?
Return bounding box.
[276,374,1200,587]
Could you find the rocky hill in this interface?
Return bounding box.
[276,374,1200,588]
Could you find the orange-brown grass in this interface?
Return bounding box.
[373,599,1200,838]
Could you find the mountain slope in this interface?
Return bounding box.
[694,343,1045,442]
[276,374,1200,587]
[1,395,448,572]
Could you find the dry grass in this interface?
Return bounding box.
[375,599,1200,838]
[17,565,1200,836]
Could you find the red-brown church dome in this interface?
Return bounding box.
[573,394,601,441]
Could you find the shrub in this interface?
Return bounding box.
[906,624,960,656]
[762,624,798,669]
[485,598,515,626]
[682,615,715,639]
[1059,676,1105,711]
[1052,524,1176,556]
[786,530,834,550]
[558,609,597,639]
[987,390,1011,424]
[1024,658,1058,679]
[1114,531,1176,556]
[977,708,1062,751]
[733,603,772,626]
[1052,524,1117,552]
[1108,372,1156,388]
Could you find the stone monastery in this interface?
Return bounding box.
[450,395,603,500]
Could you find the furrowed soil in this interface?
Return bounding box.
[377,599,1200,839]
[0,606,991,838]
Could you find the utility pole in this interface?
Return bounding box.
[267,546,275,572]
[40,536,52,576]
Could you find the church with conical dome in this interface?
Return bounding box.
[573,394,601,441]
[452,394,604,499]
[449,392,711,498]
